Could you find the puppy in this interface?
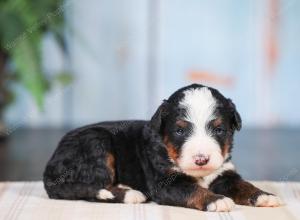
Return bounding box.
[43,84,282,211]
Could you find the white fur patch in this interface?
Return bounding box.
[178,87,223,177]
[117,184,132,190]
[255,194,283,207]
[123,190,146,204]
[171,166,181,172]
[198,162,235,188]
[97,189,115,200]
[207,197,235,212]
[180,87,217,126]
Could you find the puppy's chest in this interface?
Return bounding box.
[197,177,212,189]
[197,162,236,189]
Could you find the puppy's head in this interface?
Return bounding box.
[150,84,241,178]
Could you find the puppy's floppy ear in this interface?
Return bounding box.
[150,100,169,133]
[227,99,242,131]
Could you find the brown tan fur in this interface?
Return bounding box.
[212,118,231,158]
[163,120,188,162]
[230,181,264,205]
[163,135,179,162]
[106,153,115,183]
[186,187,221,210]
[222,138,231,157]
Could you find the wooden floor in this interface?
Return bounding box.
[0,128,299,181]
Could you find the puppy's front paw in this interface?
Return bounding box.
[123,190,147,204]
[206,197,235,212]
[255,194,283,207]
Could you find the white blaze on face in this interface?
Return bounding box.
[178,87,224,177]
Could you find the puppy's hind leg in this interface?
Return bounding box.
[44,128,116,202]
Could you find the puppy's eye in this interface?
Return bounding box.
[214,127,226,135]
[175,128,185,136]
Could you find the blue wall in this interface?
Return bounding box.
[5,0,300,128]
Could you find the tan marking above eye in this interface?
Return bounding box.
[212,118,223,127]
[176,120,188,128]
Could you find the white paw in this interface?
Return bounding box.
[124,190,146,204]
[97,189,115,200]
[255,194,283,207]
[207,197,235,212]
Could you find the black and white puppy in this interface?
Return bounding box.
[43,84,282,212]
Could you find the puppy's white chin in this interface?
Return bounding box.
[183,169,214,178]
[182,165,221,178]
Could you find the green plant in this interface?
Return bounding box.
[0,0,72,113]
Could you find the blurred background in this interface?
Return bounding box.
[0,0,299,181]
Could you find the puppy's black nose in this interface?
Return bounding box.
[194,154,209,166]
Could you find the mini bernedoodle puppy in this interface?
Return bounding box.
[44,84,283,212]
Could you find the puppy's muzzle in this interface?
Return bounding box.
[193,154,210,166]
